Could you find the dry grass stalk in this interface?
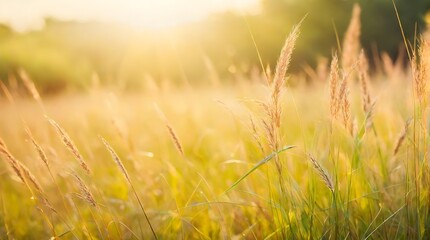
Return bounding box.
[41,197,57,213]
[0,138,26,184]
[100,136,158,239]
[262,104,277,152]
[0,81,16,105]
[258,22,301,194]
[46,117,91,175]
[329,54,340,119]
[271,23,301,128]
[18,69,41,102]
[273,23,301,89]
[154,105,184,156]
[309,155,334,193]
[25,128,50,169]
[18,69,46,113]
[100,137,131,183]
[412,39,429,106]
[0,138,57,214]
[166,124,184,156]
[71,173,97,207]
[337,73,353,135]
[358,50,372,113]
[394,119,412,155]
[23,130,58,213]
[18,161,43,193]
[342,4,361,71]
[1,138,45,194]
[249,116,265,154]
[262,22,301,154]
[342,90,353,135]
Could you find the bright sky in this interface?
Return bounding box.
[0,0,259,31]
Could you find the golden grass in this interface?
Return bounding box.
[101,136,158,239]
[154,104,185,157]
[309,155,334,193]
[338,72,353,135]
[47,117,91,175]
[329,53,340,119]
[412,38,429,105]
[341,3,361,71]
[71,172,97,207]
[394,118,411,155]
[0,73,422,238]
[25,127,50,170]
[100,137,131,183]
[358,50,372,113]
[0,5,429,239]
[0,138,26,185]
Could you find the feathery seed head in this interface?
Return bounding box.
[46,117,91,174]
[309,155,334,193]
[342,4,361,71]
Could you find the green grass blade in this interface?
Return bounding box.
[223,145,295,194]
[363,203,406,240]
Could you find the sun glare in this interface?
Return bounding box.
[0,0,259,31]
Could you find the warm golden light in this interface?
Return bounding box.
[0,0,259,31]
[1,1,430,239]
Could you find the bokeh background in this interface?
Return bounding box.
[0,0,428,93]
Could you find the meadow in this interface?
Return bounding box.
[0,5,428,240]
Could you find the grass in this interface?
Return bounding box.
[0,71,422,239]
[0,6,429,239]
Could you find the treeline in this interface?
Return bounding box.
[0,0,428,92]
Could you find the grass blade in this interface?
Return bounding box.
[224,145,295,194]
[363,203,406,240]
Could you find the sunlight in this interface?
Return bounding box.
[0,0,429,238]
[0,0,259,31]
[118,0,259,29]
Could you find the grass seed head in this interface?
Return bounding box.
[18,161,43,193]
[0,138,26,184]
[412,39,429,105]
[393,118,412,155]
[153,105,184,156]
[47,117,91,175]
[71,172,97,207]
[358,50,372,113]
[100,137,131,183]
[329,54,340,119]
[18,69,41,102]
[25,127,50,169]
[342,4,361,71]
[309,155,334,193]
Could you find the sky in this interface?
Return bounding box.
[0,0,259,32]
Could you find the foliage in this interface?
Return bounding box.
[0,1,428,92]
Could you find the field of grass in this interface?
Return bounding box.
[0,5,429,240]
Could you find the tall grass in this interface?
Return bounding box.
[0,4,429,239]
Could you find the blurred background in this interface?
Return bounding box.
[0,0,429,93]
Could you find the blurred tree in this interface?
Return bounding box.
[1,1,429,91]
[260,0,430,69]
